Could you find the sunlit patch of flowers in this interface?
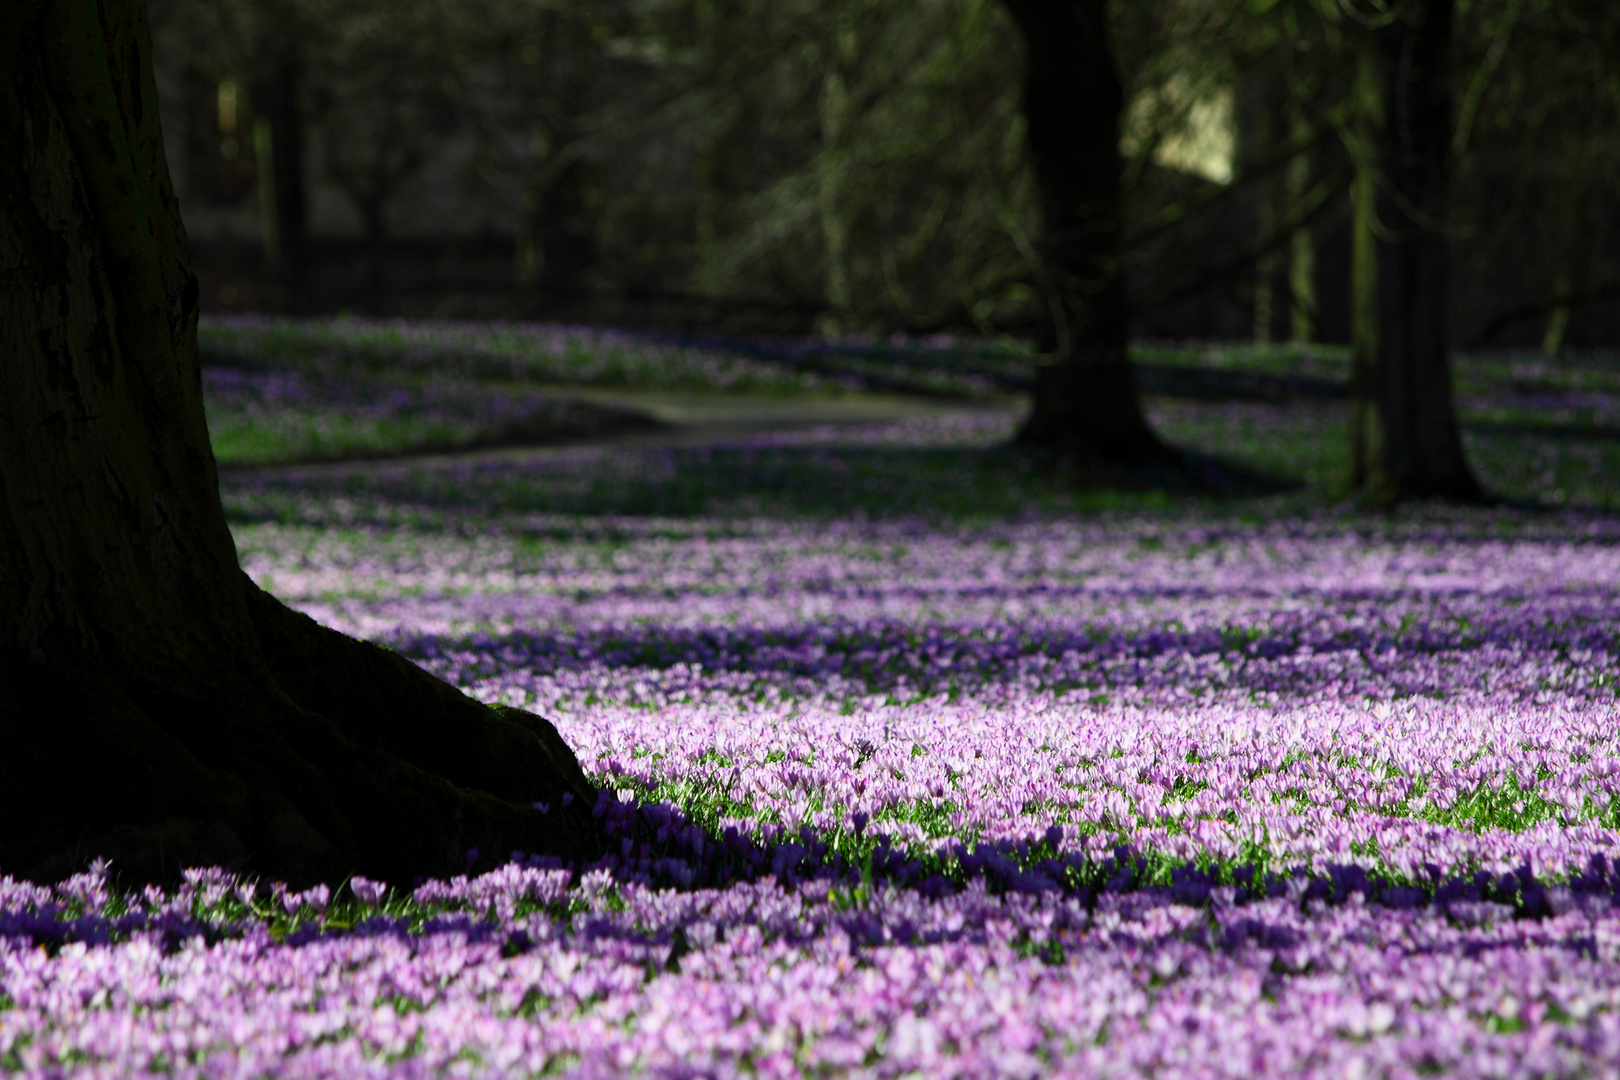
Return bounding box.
[9,837,1620,1076]
[11,416,1620,1076]
[237,493,1620,883]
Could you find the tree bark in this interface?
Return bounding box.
[1,0,596,885]
[1349,0,1479,501]
[1003,0,1168,466]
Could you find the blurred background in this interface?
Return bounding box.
[150,0,1619,350]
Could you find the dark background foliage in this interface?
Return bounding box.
[148,0,1620,350]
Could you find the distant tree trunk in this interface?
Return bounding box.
[1,0,595,885]
[1541,271,1571,356]
[1240,55,1285,348]
[518,155,597,296]
[1004,0,1169,466]
[256,52,306,304]
[359,192,388,299]
[1287,110,1317,344]
[815,4,856,336]
[1349,0,1479,501]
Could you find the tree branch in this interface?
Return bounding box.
[1132,167,1353,316]
[1125,113,1342,253]
[1463,281,1620,350]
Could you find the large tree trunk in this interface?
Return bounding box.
[1,0,595,885]
[1004,0,1168,466]
[1349,0,1480,501]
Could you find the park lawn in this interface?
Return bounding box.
[202,316,1620,514]
[202,365,664,466]
[6,328,1620,1077]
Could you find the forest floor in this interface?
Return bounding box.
[5,318,1620,1077]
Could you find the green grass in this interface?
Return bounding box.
[1150,395,1620,510]
[200,315,861,396]
[200,317,1620,511]
[1134,340,1353,382]
[207,410,482,465]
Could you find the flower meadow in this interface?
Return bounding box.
[8,414,1620,1077]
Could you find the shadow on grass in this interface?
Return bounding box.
[15,786,1614,956]
[390,596,1620,718]
[1466,420,1620,443]
[1082,449,1304,499]
[504,788,1616,924]
[222,438,1312,530]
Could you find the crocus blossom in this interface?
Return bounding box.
[6,414,1620,1077]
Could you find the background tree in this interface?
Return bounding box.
[147,0,310,300]
[255,18,307,297]
[641,0,1038,332]
[1,0,595,884]
[1347,0,1478,500]
[1003,0,1169,466]
[500,5,610,295]
[305,0,470,297]
[143,0,1620,350]
[1452,0,1620,351]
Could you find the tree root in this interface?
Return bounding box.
[2,580,599,886]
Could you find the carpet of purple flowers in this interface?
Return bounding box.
[7,412,1620,1077]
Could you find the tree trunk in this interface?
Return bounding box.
[1240,55,1285,347]
[0,0,596,886]
[531,158,598,294]
[1287,110,1317,344]
[816,5,856,336]
[358,191,389,301]
[256,53,306,304]
[1349,0,1479,501]
[1004,0,1168,466]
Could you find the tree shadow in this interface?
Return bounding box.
[222,435,1309,531]
[983,437,1304,499]
[389,591,1620,726]
[16,789,1610,958]
[1466,420,1620,443]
